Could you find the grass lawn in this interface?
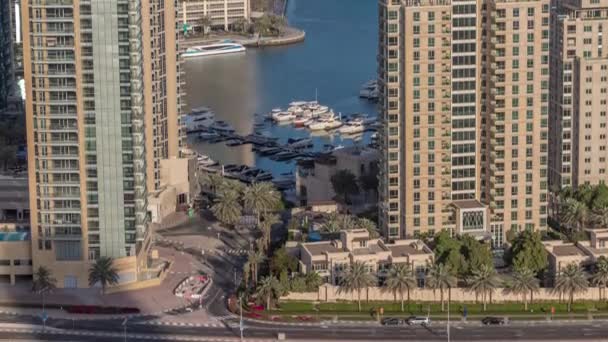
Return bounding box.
[272,300,608,317]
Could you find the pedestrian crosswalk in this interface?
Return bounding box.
[220,248,247,256]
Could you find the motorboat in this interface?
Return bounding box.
[209,120,235,133]
[198,131,219,140]
[287,106,305,115]
[293,115,311,127]
[197,155,216,167]
[182,42,246,58]
[184,107,215,132]
[309,104,330,116]
[272,111,296,122]
[324,118,343,130]
[287,137,313,149]
[289,100,309,107]
[339,118,365,134]
[308,116,341,131]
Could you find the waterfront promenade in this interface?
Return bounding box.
[182,27,306,49]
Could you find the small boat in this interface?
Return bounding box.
[256,146,282,156]
[197,155,216,167]
[309,105,330,117]
[287,106,304,115]
[198,132,219,140]
[272,111,296,122]
[339,118,365,134]
[226,139,245,147]
[324,118,343,131]
[289,100,309,107]
[287,137,313,149]
[184,107,215,132]
[210,120,235,133]
[182,42,246,58]
[272,151,300,161]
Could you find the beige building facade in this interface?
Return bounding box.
[21,0,182,287]
[178,0,251,32]
[297,229,433,286]
[378,0,549,245]
[549,0,608,190]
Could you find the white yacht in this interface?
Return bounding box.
[184,107,215,132]
[309,104,330,117]
[197,155,216,167]
[339,118,365,134]
[272,111,296,122]
[182,42,246,58]
[308,116,342,131]
[289,101,309,107]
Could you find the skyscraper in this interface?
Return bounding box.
[1,0,16,111]
[22,0,182,287]
[549,0,608,190]
[378,0,549,244]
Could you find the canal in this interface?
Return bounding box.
[184,0,378,176]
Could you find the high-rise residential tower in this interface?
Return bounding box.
[22,0,182,287]
[1,0,16,111]
[549,0,608,190]
[378,0,549,244]
[480,0,550,243]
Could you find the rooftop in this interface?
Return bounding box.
[452,199,485,209]
[387,244,428,257]
[304,242,341,256]
[552,245,587,257]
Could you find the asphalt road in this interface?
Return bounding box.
[2,312,608,341]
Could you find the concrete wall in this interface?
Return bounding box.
[0,240,32,284]
[281,284,604,303]
[148,186,178,224]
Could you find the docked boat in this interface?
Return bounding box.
[198,131,219,140]
[182,42,246,59]
[184,107,215,132]
[289,100,309,107]
[339,118,365,134]
[197,155,216,167]
[272,111,296,122]
[256,146,282,156]
[309,104,330,116]
[287,106,304,115]
[209,120,235,133]
[272,151,300,161]
[287,137,313,149]
[308,116,341,131]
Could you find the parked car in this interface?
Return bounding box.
[381,317,404,326]
[407,316,431,326]
[481,316,507,325]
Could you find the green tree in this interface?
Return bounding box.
[289,275,307,292]
[330,169,360,204]
[553,263,589,312]
[260,213,281,252]
[591,206,608,228]
[433,231,465,275]
[358,172,378,199]
[504,267,539,310]
[592,256,608,301]
[32,266,56,314]
[508,230,548,275]
[383,263,417,312]
[88,257,119,294]
[247,250,265,284]
[460,235,493,275]
[255,275,281,310]
[355,217,379,238]
[304,272,323,291]
[338,261,377,311]
[198,15,213,35]
[243,182,281,223]
[211,190,243,225]
[0,146,17,171]
[426,263,457,312]
[561,197,589,231]
[231,18,250,34]
[199,172,225,195]
[270,247,298,276]
[466,264,500,311]
[590,184,608,209]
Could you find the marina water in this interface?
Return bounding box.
[185,0,378,176]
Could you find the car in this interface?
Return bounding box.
[381,317,404,326]
[481,316,507,325]
[407,316,431,326]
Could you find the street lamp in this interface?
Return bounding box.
[122,317,128,342]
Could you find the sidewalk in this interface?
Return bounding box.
[0,246,207,319]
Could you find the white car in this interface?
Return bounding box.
[407,316,431,326]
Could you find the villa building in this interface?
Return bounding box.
[177,0,251,32]
[297,229,434,286]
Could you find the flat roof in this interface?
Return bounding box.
[452,199,485,209]
[304,242,341,255]
[387,244,429,258]
[552,245,586,257]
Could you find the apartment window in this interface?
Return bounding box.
[413,12,420,21]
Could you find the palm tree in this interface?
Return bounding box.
[467,264,500,311]
[383,263,417,312]
[247,250,265,284]
[304,272,323,291]
[504,267,539,310]
[255,276,281,310]
[211,190,243,225]
[426,263,457,312]
[199,172,225,195]
[591,256,608,301]
[553,263,589,312]
[592,206,608,228]
[338,261,377,311]
[243,182,281,222]
[32,266,56,314]
[260,213,281,251]
[356,217,379,238]
[561,197,589,231]
[336,214,356,231]
[321,214,341,233]
[243,261,251,288]
[88,257,119,294]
